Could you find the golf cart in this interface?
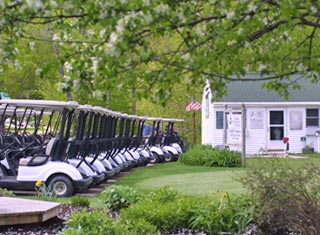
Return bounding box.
[0,99,93,197]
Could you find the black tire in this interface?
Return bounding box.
[164,152,174,162]
[149,152,159,163]
[0,165,6,178]
[47,175,74,197]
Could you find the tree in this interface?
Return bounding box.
[137,82,203,146]
[1,1,320,102]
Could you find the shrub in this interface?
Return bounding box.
[70,196,90,207]
[187,193,255,234]
[60,210,115,235]
[99,185,143,211]
[120,197,188,231]
[0,188,14,197]
[63,185,255,234]
[148,186,179,204]
[61,209,158,235]
[120,218,158,235]
[178,144,241,167]
[239,159,320,235]
[120,187,254,234]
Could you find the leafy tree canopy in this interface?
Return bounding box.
[1,0,320,101]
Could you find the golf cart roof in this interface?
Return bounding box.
[0,99,79,111]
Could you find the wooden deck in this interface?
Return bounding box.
[0,197,60,226]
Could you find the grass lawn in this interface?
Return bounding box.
[116,157,320,196]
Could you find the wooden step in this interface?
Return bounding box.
[0,197,60,226]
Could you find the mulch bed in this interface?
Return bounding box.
[0,204,212,235]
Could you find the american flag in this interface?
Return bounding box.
[185,100,201,111]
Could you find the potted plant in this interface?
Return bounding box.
[302,144,314,153]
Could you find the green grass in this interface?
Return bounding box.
[116,157,320,196]
[134,170,246,195]
[20,156,320,204]
[117,162,245,196]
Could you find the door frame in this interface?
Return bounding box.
[267,109,285,150]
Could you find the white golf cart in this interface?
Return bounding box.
[0,99,93,197]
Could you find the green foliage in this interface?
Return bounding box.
[120,188,255,234]
[70,196,90,207]
[62,185,254,234]
[120,189,189,231]
[178,145,242,167]
[99,185,142,211]
[3,0,319,106]
[147,185,179,204]
[61,209,158,235]
[118,218,159,235]
[136,82,202,145]
[0,188,14,197]
[187,193,255,234]
[35,180,56,201]
[121,200,186,232]
[60,209,121,235]
[240,159,320,235]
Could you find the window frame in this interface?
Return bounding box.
[306,108,319,127]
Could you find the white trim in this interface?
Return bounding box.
[214,102,320,108]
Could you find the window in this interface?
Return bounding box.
[216,111,223,129]
[269,110,284,141]
[306,109,319,127]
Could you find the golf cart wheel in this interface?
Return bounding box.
[164,153,174,162]
[149,152,159,164]
[48,175,74,197]
[0,165,5,177]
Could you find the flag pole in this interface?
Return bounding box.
[185,94,200,145]
[193,110,196,144]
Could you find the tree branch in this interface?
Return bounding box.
[249,20,288,42]
[6,13,89,25]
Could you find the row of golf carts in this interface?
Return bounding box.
[0,99,185,197]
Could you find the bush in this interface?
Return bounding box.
[99,185,143,211]
[60,210,115,235]
[70,196,90,207]
[120,195,189,231]
[148,186,179,204]
[120,218,158,235]
[61,209,158,235]
[178,144,241,167]
[187,193,255,234]
[0,188,14,197]
[239,159,320,235]
[120,187,254,234]
[63,186,255,234]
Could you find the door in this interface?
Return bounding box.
[268,110,285,149]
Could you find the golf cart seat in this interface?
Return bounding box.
[19,138,57,167]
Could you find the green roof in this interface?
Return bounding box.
[216,74,320,102]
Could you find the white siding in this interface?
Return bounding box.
[201,83,215,146]
[286,108,306,153]
[202,84,320,154]
[245,108,267,155]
